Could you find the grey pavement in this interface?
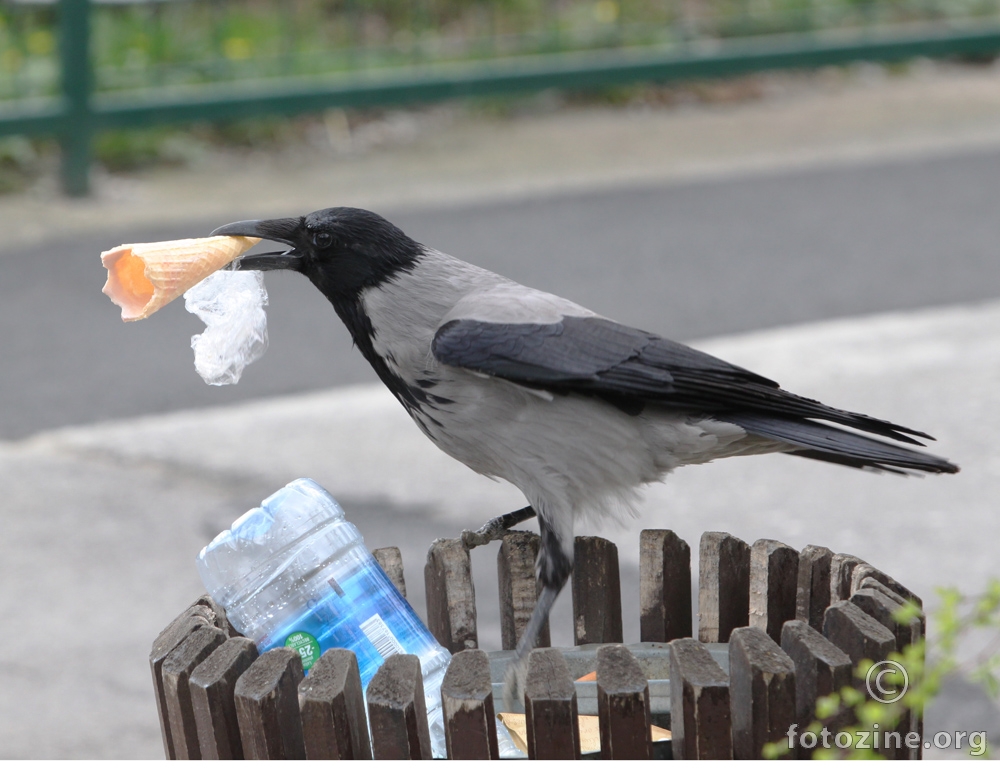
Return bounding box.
[5,62,1000,441]
[4,146,1000,440]
[2,62,1000,758]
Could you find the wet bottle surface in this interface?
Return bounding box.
[197,477,450,756]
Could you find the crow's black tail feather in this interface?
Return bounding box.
[726,413,959,475]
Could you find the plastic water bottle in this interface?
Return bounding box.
[196,478,451,757]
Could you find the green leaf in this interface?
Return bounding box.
[816,693,841,720]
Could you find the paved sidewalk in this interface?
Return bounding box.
[2,299,998,757]
[4,61,1000,251]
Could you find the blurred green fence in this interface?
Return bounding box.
[2,0,1000,195]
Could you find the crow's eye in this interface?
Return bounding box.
[312,231,334,248]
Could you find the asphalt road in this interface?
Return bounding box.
[3,146,999,440]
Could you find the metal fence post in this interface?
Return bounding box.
[59,0,92,196]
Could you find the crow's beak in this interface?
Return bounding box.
[211,218,305,272]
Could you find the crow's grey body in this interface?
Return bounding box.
[213,206,958,669]
[358,249,783,564]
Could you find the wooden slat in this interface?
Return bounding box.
[780,620,852,757]
[823,600,896,668]
[850,564,921,608]
[299,648,373,760]
[425,538,478,653]
[639,529,692,643]
[829,553,864,604]
[190,637,259,760]
[497,531,549,651]
[857,575,911,604]
[441,649,500,760]
[186,594,218,616]
[199,593,238,638]
[234,647,306,759]
[796,545,833,631]
[858,576,926,639]
[572,536,623,645]
[729,626,797,760]
[669,637,732,759]
[856,576,926,759]
[823,601,897,759]
[373,546,407,598]
[850,589,922,655]
[911,704,924,760]
[698,532,750,643]
[150,604,217,759]
[749,539,799,643]
[849,588,923,760]
[596,645,652,759]
[366,654,433,760]
[162,625,228,759]
[524,648,580,760]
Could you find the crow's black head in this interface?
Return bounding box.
[212,207,423,302]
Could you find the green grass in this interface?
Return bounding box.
[90,114,324,171]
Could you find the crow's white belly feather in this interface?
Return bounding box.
[359,257,786,547]
[411,370,782,532]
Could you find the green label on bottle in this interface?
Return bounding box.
[285,630,321,670]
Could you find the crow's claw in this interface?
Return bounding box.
[462,505,537,550]
[461,526,498,550]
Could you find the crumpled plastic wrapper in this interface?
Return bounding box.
[184,269,269,386]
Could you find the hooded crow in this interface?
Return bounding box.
[212,207,958,670]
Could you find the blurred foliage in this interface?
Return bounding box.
[763,579,1000,759]
[0,67,798,180]
[94,126,193,171]
[0,136,42,193]
[91,114,316,170]
[2,0,999,101]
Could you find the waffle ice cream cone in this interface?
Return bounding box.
[101,235,260,321]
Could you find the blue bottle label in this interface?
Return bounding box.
[263,553,439,686]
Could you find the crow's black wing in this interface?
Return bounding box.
[431,315,933,446]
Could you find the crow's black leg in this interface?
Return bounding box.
[503,513,573,707]
[461,505,536,549]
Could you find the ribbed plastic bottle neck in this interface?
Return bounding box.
[224,516,362,615]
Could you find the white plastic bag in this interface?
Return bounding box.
[184,269,268,385]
